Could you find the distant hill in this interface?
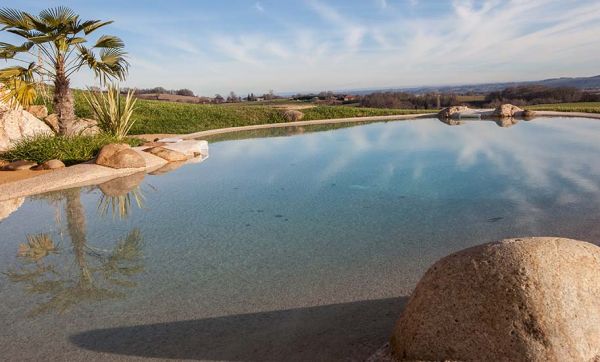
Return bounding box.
[344,75,600,95]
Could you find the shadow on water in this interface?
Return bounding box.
[70,296,408,361]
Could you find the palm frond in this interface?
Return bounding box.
[76,46,129,82]
[93,35,124,49]
[0,64,36,82]
[81,20,113,35]
[67,37,87,46]
[0,40,34,55]
[0,8,32,30]
[38,6,78,27]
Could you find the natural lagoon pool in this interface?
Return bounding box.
[2,117,600,360]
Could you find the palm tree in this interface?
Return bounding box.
[4,187,144,317]
[0,6,128,134]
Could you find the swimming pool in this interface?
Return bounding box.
[2,117,600,360]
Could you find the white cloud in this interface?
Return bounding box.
[55,0,600,95]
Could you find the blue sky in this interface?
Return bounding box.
[4,0,600,95]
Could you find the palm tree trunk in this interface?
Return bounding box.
[65,188,93,285]
[54,56,76,135]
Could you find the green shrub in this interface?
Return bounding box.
[1,134,143,165]
[83,85,138,139]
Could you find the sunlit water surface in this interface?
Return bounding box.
[1,117,600,360]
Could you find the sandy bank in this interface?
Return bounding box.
[0,169,50,185]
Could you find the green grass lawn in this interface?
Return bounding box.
[1,134,143,165]
[63,91,435,135]
[127,102,433,135]
[526,102,600,113]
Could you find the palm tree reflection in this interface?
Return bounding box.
[96,172,147,219]
[5,183,145,317]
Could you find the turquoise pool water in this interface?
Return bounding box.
[1,117,600,360]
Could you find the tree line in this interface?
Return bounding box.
[484,85,600,106]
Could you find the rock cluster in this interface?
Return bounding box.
[95,143,146,169]
[389,237,600,361]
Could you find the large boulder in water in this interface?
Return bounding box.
[493,103,524,118]
[390,237,600,361]
[437,106,470,119]
[0,107,53,152]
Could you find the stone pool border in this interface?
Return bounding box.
[0,110,599,201]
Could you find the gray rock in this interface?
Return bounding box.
[3,160,37,171]
[390,237,600,361]
[95,143,145,169]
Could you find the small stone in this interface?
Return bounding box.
[143,146,188,162]
[31,159,65,171]
[3,160,37,171]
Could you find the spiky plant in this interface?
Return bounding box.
[0,6,129,134]
[83,84,137,139]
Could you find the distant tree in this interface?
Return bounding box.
[175,88,194,97]
[152,86,167,94]
[264,89,275,100]
[227,91,240,103]
[213,94,224,103]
